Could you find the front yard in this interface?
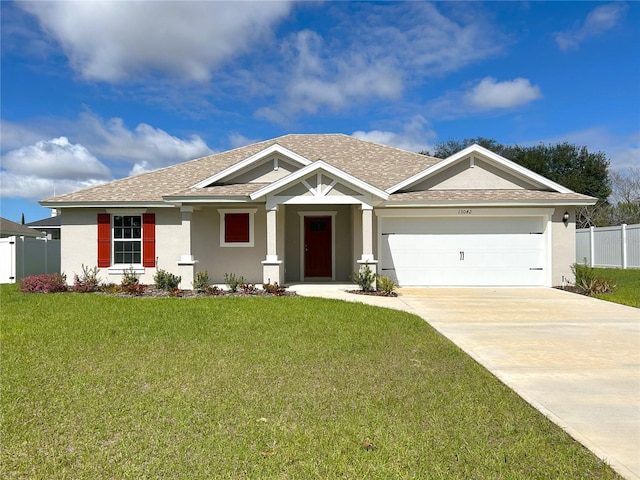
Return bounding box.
[0,284,622,479]
[592,267,640,308]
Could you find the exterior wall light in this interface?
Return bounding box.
[563,211,570,225]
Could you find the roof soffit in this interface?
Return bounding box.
[191,143,312,189]
[387,144,574,194]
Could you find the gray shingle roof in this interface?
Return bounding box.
[0,217,45,237]
[42,134,438,204]
[40,134,597,207]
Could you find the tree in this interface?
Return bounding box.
[21,212,25,225]
[425,138,612,228]
[608,167,640,225]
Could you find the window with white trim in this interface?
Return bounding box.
[218,209,256,247]
[113,215,142,264]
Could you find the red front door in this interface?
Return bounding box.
[304,216,332,277]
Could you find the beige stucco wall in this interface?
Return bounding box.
[284,204,353,282]
[191,205,267,284]
[551,207,576,286]
[60,207,186,286]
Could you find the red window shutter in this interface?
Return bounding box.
[97,213,111,267]
[142,213,156,267]
[225,213,249,243]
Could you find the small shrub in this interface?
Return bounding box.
[350,265,376,292]
[101,283,120,294]
[571,262,616,295]
[121,266,143,295]
[73,264,101,293]
[376,275,397,296]
[224,272,245,293]
[193,271,210,292]
[263,282,287,296]
[154,269,181,291]
[240,283,257,294]
[20,273,67,293]
[204,285,223,296]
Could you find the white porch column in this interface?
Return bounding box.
[357,205,378,280]
[262,206,283,284]
[176,206,197,289]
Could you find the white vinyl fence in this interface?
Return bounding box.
[0,236,61,283]
[576,224,640,269]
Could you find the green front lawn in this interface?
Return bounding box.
[1,285,621,479]
[593,267,640,308]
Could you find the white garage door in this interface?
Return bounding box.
[379,216,547,286]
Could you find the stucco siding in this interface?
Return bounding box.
[190,206,266,284]
[551,207,576,286]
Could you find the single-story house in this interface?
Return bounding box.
[27,214,62,240]
[40,134,596,288]
[0,217,46,239]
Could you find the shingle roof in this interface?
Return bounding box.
[42,134,439,204]
[0,217,46,237]
[387,190,596,204]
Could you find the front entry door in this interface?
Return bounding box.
[304,216,332,277]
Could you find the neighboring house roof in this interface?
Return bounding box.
[0,217,45,237]
[26,216,62,228]
[40,134,597,208]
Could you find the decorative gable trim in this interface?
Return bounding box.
[191,143,312,189]
[249,160,389,201]
[387,144,574,194]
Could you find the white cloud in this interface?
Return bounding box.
[17,1,293,82]
[426,77,542,119]
[466,77,542,109]
[1,114,216,198]
[74,113,213,174]
[260,3,505,118]
[0,137,112,199]
[228,133,260,149]
[353,116,436,153]
[555,3,626,51]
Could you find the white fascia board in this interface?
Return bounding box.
[190,143,312,189]
[387,144,574,194]
[250,160,389,201]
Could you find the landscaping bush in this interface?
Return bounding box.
[350,265,376,292]
[20,273,67,293]
[571,263,616,296]
[73,264,101,293]
[224,272,245,293]
[121,267,143,295]
[263,282,287,296]
[153,269,181,291]
[192,271,210,292]
[240,283,257,294]
[376,275,397,296]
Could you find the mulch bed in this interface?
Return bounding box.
[96,286,297,298]
[346,290,398,297]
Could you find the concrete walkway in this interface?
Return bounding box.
[290,284,640,480]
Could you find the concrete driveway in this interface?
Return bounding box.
[396,288,640,480]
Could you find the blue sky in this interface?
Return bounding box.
[1,1,638,224]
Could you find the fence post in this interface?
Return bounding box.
[589,226,595,267]
[621,224,627,270]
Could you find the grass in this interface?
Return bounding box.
[1,284,622,479]
[592,267,640,308]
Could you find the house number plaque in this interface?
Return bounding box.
[458,209,472,215]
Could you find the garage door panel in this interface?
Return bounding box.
[380,216,547,286]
